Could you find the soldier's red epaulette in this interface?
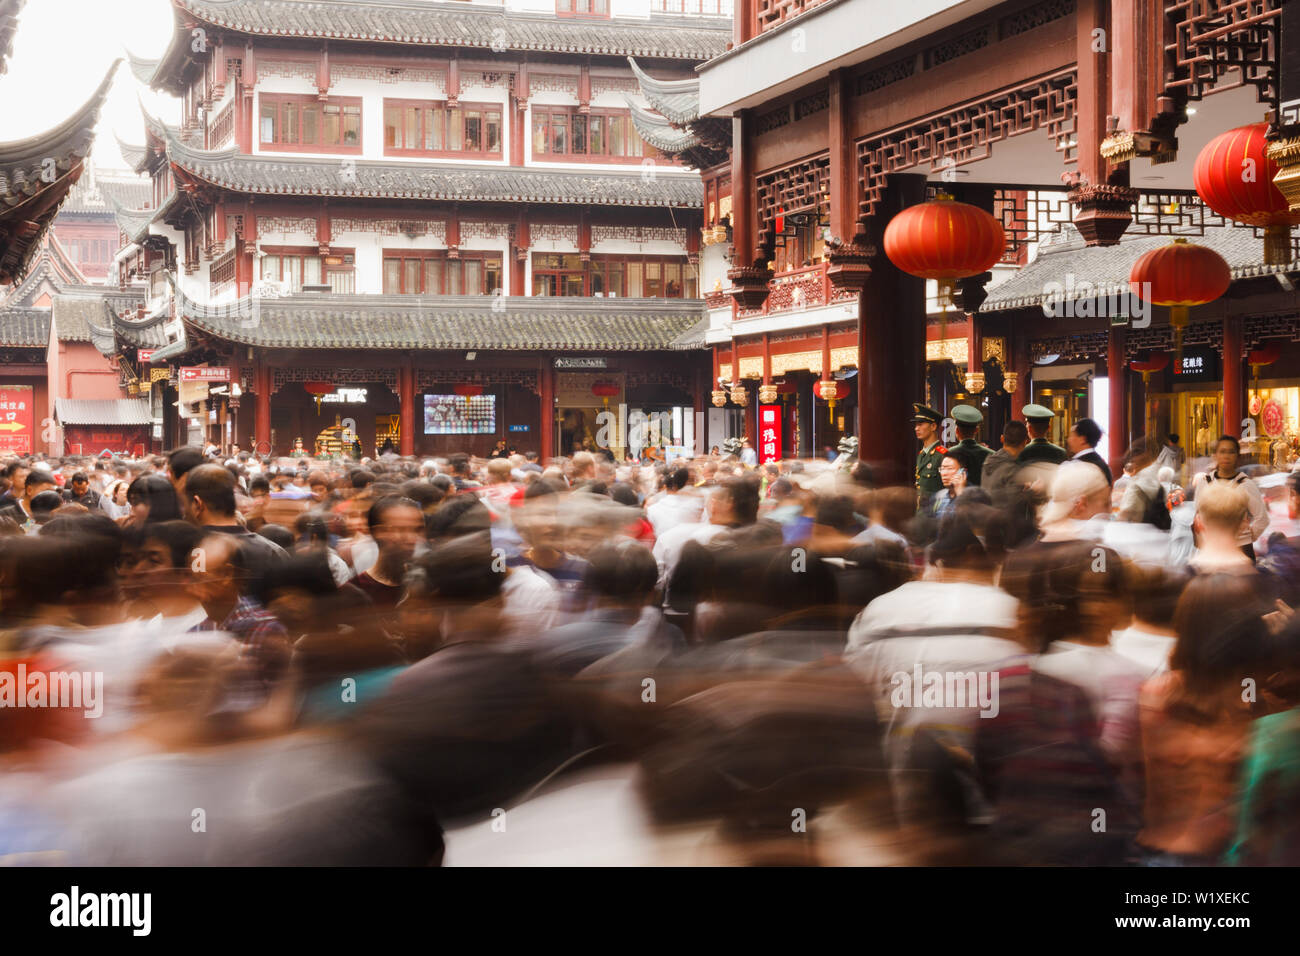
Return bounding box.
[935,446,947,455]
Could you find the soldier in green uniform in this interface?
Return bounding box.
[950,404,995,485]
[913,403,945,508]
[1017,403,1068,465]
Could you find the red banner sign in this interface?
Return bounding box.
[138,349,157,363]
[759,404,782,463]
[0,385,34,454]
[179,366,231,383]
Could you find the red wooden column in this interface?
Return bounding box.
[1107,325,1127,477]
[240,42,257,154]
[827,68,855,243]
[398,361,415,456]
[730,111,753,267]
[538,355,554,461]
[967,317,982,391]
[858,174,927,484]
[1223,315,1243,439]
[254,361,272,456]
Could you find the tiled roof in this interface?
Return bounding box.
[627,57,700,126]
[0,61,119,282]
[982,223,1299,313]
[55,397,152,426]
[116,135,150,173]
[60,173,152,216]
[52,291,147,342]
[0,306,49,346]
[110,190,180,245]
[152,0,729,71]
[176,288,708,351]
[125,49,159,85]
[166,137,702,207]
[627,98,700,153]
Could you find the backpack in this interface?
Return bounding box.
[1141,482,1171,531]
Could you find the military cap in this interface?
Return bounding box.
[1021,403,1056,421]
[912,403,942,424]
[952,404,983,425]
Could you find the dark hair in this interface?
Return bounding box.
[664,467,690,492]
[715,475,760,526]
[254,551,337,607]
[368,495,422,534]
[256,523,295,551]
[426,494,490,540]
[127,473,183,523]
[30,490,63,518]
[1073,417,1102,448]
[941,445,976,475]
[582,539,658,603]
[184,464,238,517]
[1001,420,1029,446]
[408,532,500,602]
[400,480,442,510]
[24,470,54,491]
[448,453,470,476]
[1214,434,1241,455]
[166,446,205,483]
[70,471,88,484]
[524,480,557,501]
[36,514,123,593]
[608,483,640,509]
[350,469,376,490]
[139,520,204,570]
[815,494,859,535]
[249,475,271,495]
[1169,433,1180,444]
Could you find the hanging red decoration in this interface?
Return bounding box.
[452,383,484,397]
[303,382,334,395]
[591,381,619,407]
[1247,342,1282,367]
[1193,122,1300,266]
[883,194,1006,283]
[1128,238,1231,360]
[1128,352,1169,385]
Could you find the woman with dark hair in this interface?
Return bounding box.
[125,473,183,525]
[1137,573,1280,865]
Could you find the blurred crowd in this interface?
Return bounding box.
[2,434,1300,866]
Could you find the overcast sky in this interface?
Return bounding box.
[0,0,178,172]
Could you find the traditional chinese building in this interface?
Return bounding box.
[100,0,733,458]
[693,0,1298,477]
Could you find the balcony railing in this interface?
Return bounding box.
[732,261,857,318]
[755,0,831,35]
[652,0,734,14]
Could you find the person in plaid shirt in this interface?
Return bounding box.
[189,534,290,704]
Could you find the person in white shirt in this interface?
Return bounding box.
[653,475,756,589]
[1187,434,1269,559]
[645,466,703,538]
[845,515,1025,825]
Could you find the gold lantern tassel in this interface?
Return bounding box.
[1170,305,1188,365]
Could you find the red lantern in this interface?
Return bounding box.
[1194,122,1300,266]
[303,381,334,412]
[452,383,484,397]
[591,381,619,407]
[1129,238,1231,359]
[1248,340,1283,388]
[814,379,848,409]
[1247,342,1282,367]
[883,194,1006,283]
[1128,352,1169,385]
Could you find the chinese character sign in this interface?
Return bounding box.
[759,404,782,463]
[0,385,34,454]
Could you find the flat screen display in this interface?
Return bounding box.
[423,394,496,435]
